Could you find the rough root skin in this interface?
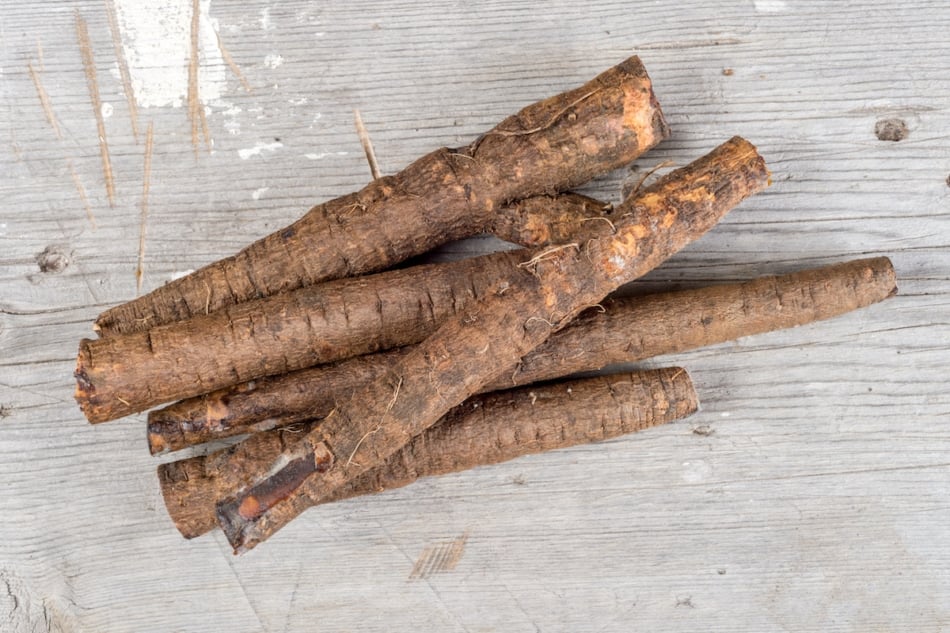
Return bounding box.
[77,250,527,423]
[215,137,771,553]
[147,257,896,454]
[93,56,669,337]
[159,368,698,539]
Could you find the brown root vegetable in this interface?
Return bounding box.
[93,56,668,336]
[77,249,524,423]
[487,193,613,247]
[147,256,896,454]
[160,368,698,539]
[77,193,608,425]
[215,136,771,552]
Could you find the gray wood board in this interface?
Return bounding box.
[1,0,948,631]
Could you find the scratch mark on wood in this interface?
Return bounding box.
[31,38,97,230]
[75,10,116,207]
[10,130,24,161]
[67,160,96,229]
[105,0,139,142]
[636,37,741,50]
[136,121,155,295]
[353,109,381,180]
[186,0,207,156]
[199,102,212,152]
[409,532,469,579]
[27,59,62,140]
[281,561,304,633]
[35,37,45,70]
[846,104,937,115]
[214,537,269,632]
[215,30,252,93]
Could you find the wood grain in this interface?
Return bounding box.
[1,0,948,630]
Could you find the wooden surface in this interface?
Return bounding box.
[2,0,948,630]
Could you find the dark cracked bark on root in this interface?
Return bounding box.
[147,256,895,454]
[214,136,771,552]
[94,56,669,337]
[160,368,698,539]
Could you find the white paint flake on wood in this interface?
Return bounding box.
[112,0,226,107]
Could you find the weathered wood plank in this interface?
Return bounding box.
[1,0,949,631]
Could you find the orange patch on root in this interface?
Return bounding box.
[237,495,261,520]
[601,228,643,278]
[204,398,231,430]
[622,83,658,145]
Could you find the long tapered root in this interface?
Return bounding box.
[215,137,771,553]
[159,368,697,539]
[94,56,669,337]
[146,256,896,454]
